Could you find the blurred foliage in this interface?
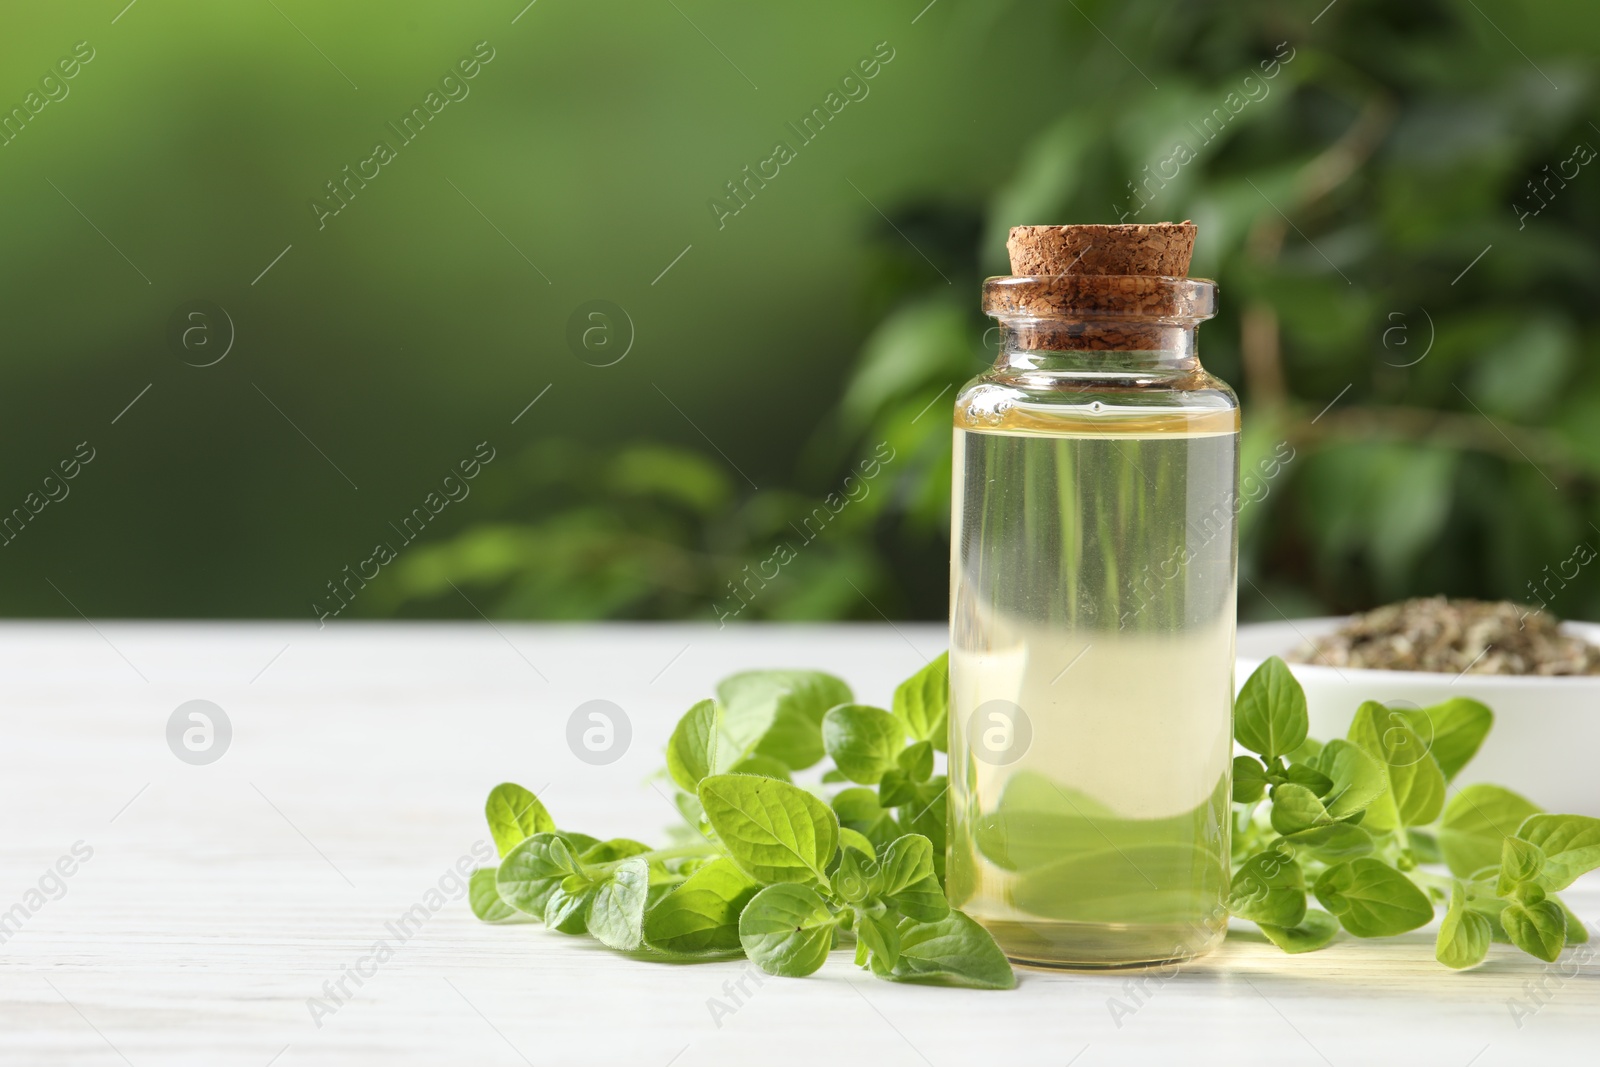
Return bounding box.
[372,440,895,621]
[399,0,1600,624]
[0,0,1066,618]
[3,1,1596,622]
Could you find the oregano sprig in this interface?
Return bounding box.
[1231,656,1600,969]
[469,656,1014,989]
[468,650,1598,985]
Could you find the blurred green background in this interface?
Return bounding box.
[2,0,1598,624]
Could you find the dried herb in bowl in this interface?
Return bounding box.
[1287,597,1600,675]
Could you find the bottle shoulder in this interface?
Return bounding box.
[955,368,1239,437]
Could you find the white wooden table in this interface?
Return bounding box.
[2,622,1595,1066]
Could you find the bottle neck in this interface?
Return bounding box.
[993,320,1200,377]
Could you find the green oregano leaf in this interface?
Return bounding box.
[897,777,948,883]
[496,833,578,917]
[468,867,523,923]
[1501,899,1566,962]
[1558,896,1589,944]
[877,834,949,922]
[1391,698,1493,781]
[1438,784,1542,878]
[837,827,877,860]
[1408,828,1444,865]
[738,883,838,977]
[1268,783,1333,836]
[1313,859,1433,938]
[1436,883,1491,970]
[1466,894,1511,944]
[642,858,757,956]
[557,831,601,854]
[1348,702,1445,830]
[897,740,935,784]
[892,652,949,751]
[485,783,555,857]
[1510,880,1547,907]
[1283,737,1323,764]
[856,911,901,970]
[877,769,919,808]
[1282,822,1373,863]
[1233,657,1308,762]
[877,834,935,894]
[833,787,899,851]
[1515,814,1600,891]
[1233,755,1270,803]
[832,847,876,905]
[822,704,905,785]
[673,791,708,835]
[666,699,721,792]
[544,877,597,933]
[1229,847,1306,928]
[698,774,839,885]
[1257,909,1340,954]
[1282,762,1334,796]
[1497,837,1546,895]
[717,670,853,771]
[727,754,792,781]
[886,912,1016,989]
[1315,739,1388,819]
[588,857,651,950]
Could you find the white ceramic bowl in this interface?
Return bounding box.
[1238,617,1600,817]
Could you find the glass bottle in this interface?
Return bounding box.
[946,228,1238,968]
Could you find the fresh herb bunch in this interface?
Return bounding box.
[1230,657,1600,968]
[470,651,1600,983]
[469,655,1015,989]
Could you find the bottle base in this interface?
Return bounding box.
[983,919,1225,971]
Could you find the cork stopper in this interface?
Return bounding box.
[1006,222,1196,277]
[991,221,1210,351]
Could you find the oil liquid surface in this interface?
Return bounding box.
[948,411,1237,968]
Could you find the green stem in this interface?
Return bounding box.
[649,872,694,888]
[590,841,720,876]
[1410,870,1463,896]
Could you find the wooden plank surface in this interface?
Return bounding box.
[0,622,1594,1066]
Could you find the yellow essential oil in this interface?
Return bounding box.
[946,226,1239,968]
